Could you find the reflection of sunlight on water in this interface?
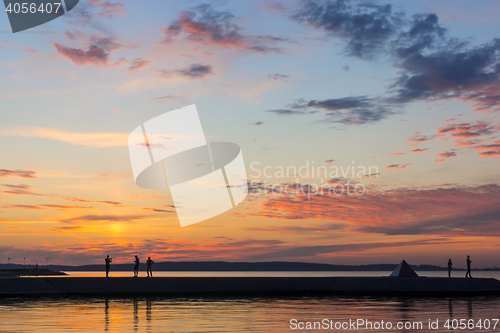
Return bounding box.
[53,271,500,278]
[1,296,500,332]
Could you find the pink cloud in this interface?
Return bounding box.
[161,4,284,53]
[87,0,126,19]
[53,37,121,67]
[470,140,500,157]
[249,183,500,237]
[436,120,497,138]
[127,58,150,71]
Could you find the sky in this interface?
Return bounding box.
[1,0,500,268]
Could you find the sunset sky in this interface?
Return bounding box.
[1,0,500,267]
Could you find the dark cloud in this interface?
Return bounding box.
[274,96,396,125]
[0,169,37,179]
[386,163,409,169]
[307,96,371,110]
[411,148,428,153]
[249,121,264,126]
[279,1,500,126]
[267,73,290,80]
[324,106,395,125]
[391,38,500,105]
[159,64,214,79]
[266,109,306,116]
[386,12,500,108]
[162,4,285,53]
[291,0,403,59]
[61,214,146,224]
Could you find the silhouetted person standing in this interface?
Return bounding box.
[448,259,453,278]
[134,255,139,277]
[105,255,112,277]
[465,255,472,278]
[146,257,154,277]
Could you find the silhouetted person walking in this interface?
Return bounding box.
[146,257,154,277]
[465,255,472,278]
[105,255,112,277]
[448,259,453,278]
[133,255,139,277]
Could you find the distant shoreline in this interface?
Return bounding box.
[2,261,499,272]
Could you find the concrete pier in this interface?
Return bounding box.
[1,277,500,297]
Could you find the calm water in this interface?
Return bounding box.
[1,296,499,332]
[2,272,500,332]
[56,270,500,278]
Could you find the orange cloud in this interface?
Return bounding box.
[250,184,500,237]
[1,204,93,211]
[0,126,128,148]
[436,120,497,138]
[437,151,456,158]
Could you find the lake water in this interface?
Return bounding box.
[2,272,500,332]
[56,270,500,279]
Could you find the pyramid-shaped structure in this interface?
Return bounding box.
[390,260,419,277]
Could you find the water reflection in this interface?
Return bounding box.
[468,298,473,318]
[0,295,498,332]
[133,298,139,332]
[104,298,109,332]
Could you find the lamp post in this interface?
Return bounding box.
[45,257,49,269]
[24,257,25,270]
[8,258,10,270]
